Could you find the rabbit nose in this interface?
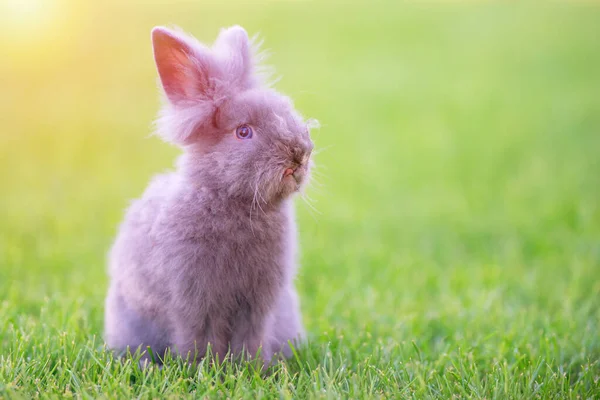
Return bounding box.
[292,151,303,166]
[294,142,313,165]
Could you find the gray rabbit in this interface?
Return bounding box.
[104,25,314,365]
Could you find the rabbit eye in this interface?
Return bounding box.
[235,124,253,140]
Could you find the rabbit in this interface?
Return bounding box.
[104,25,315,365]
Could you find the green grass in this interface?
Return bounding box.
[1,1,600,398]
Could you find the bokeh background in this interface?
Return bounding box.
[1,0,599,397]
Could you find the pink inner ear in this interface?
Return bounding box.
[152,28,207,103]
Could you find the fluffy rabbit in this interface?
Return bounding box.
[104,25,314,365]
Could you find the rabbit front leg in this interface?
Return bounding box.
[171,310,234,362]
[267,285,305,359]
[170,315,209,362]
[230,310,274,363]
[168,282,211,361]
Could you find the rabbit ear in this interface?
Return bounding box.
[152,27,214,103]
[213,26,255,90]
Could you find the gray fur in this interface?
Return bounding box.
[104,25,314,364]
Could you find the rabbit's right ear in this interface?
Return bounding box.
[152,27,214,104]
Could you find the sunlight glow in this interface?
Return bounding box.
[0,0,57,35]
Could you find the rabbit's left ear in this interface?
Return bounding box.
[213,26,255,90]
[152,27,216,104]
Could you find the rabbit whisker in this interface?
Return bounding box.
[299,191,321,220]
[312,144,334,156]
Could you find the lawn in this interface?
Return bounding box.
[1,1,599,398]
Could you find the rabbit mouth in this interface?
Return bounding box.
[281,164,307,193]
[283,165,307,184]
[282,174,301,191]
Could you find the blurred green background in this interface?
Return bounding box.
[1,0,599,397]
